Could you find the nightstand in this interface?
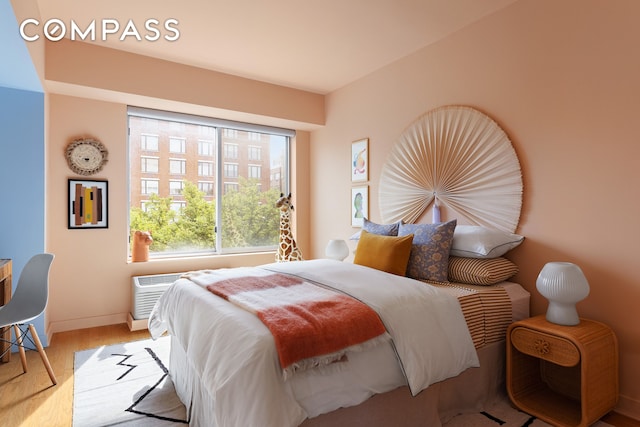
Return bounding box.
[506,315,618,427]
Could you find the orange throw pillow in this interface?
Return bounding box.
[354,229,414,276]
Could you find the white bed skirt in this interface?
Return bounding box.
[170,336,507,427]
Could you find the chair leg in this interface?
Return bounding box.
[13,324,28,373]
[28,324,57,386]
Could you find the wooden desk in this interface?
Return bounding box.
[0,259,12,362]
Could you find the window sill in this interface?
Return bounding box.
[127,251,277,275]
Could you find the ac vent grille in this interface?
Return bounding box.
[131,273,183,320]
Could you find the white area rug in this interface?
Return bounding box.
[73,336,188,426]
[73,336,614,427]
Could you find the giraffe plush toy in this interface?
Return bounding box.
[275,193,303,262]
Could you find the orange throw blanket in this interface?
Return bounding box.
[206,273,387,376]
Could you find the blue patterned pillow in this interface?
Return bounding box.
[350,218,402,240]
[398,219,457,282]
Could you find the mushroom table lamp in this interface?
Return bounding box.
[325,239,349,261]
[536,262,590,326]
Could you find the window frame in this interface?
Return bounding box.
[128,106,293,258]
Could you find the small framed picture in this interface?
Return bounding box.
[351,186,369,228]
[68,179,108,229]
[351,138,369,182]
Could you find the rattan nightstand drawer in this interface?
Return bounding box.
[511,327,580,367]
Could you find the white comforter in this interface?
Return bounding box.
[148,259,479,427]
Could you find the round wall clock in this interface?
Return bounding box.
[65,138,108,176]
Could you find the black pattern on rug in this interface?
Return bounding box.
[481,411,506,425]
[444,397,613,427]
[480,410,537,427]
[112,347,189,424]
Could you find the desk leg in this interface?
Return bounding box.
[1,326,10,363]
[1,272,11,363]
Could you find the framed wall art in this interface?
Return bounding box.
[351,138,369,182]
[68,179,109,229]
[351,186,369,227]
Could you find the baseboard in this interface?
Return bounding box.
[45,322,54,345]
[48,313,128,337]
[616,394,640,422]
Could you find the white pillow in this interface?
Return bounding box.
[450,225,524,259]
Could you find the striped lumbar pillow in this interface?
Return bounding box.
[448,256,519,285]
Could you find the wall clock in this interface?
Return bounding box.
[65,138,108,176]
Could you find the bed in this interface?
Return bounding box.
[148,105,528,426]
[149,256,529,427]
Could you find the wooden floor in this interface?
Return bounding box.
[0,323,637,427]
[0,324,150,427]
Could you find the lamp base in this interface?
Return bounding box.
[545,301,580,326]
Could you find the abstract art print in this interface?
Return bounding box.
[351,138,369,182]
[68,179,108,229]
[351,186,368,227]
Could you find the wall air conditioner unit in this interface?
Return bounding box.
[128,272,183,331]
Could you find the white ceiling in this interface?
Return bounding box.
[34,0,519,94]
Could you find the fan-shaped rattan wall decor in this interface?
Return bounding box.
[379,105,522,233]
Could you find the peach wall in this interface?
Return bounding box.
[45,39,325,128]
[309,0,640,418]
[44,44,320,335]
[46,94,294,331]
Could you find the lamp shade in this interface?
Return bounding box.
[325,239,349,261]
[536,262,590,326]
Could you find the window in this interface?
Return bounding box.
[223,129,238,139]
[169,180,184,195]
[169,158,186,175]
[198,161,214,177]
[248,165,261,179]
[141,157,159,173]
[224,143,238,159]
[224,183,239,193]
[169,137,186,153]
[248,132,262,141]
[199,139,214,156]
[198,181,214,196]
[224,163,238,178]
[141,179,159,195]
[141,134,159,151]
[248,145,261,160]
[128,107,292,257]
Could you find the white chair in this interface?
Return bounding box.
[0,253,56,386]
